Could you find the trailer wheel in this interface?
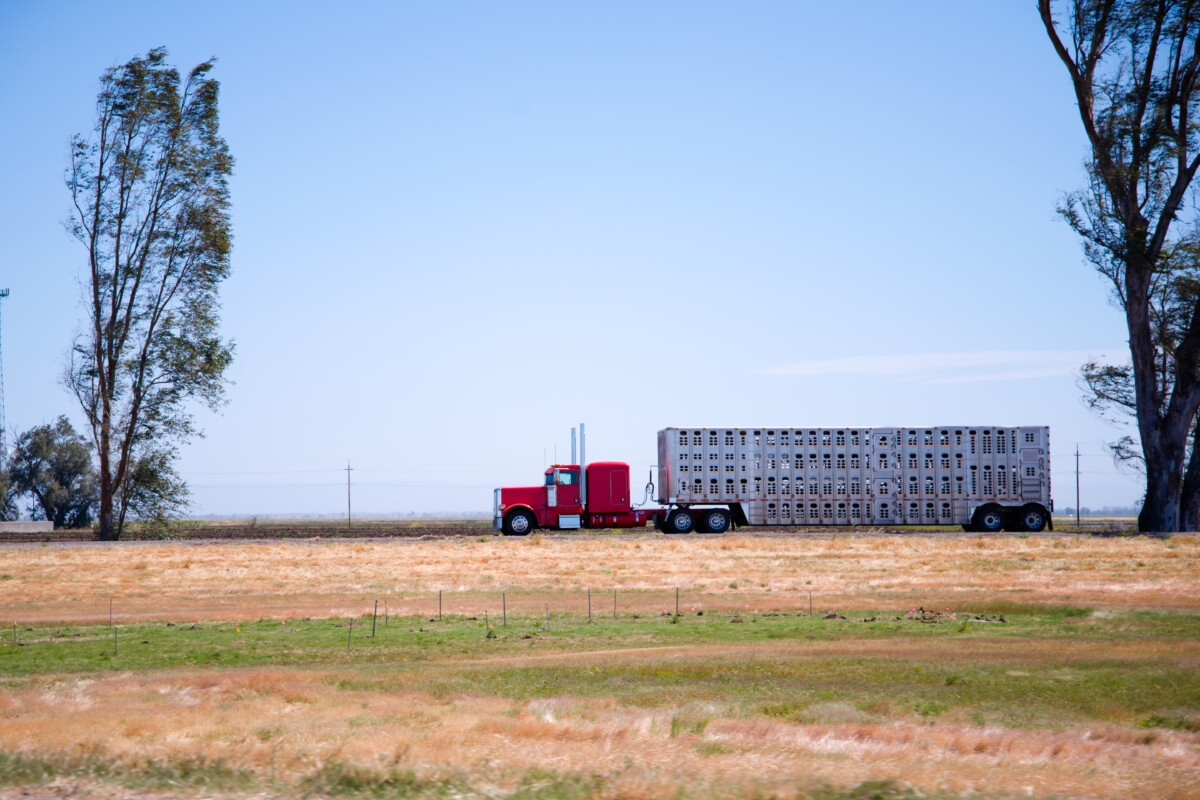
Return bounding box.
[702,509,730,534]
[1019,504,1048,532]
[667,509,695,534]
[503,509,535,536]
[972,505,1005,533]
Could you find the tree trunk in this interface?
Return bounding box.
[1138,422,1184,534]
[96,403,117,541]
[1179,430,1200,532]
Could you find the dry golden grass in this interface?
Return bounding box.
[0,534,1195,622]
[1,653,1197,800]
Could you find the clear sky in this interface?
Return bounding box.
[0,1,1138,517]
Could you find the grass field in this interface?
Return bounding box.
[0,533,1196,799]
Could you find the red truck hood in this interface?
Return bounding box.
[498,486,543,511]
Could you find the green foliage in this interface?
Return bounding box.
[64,47,234,540]
[121,447,188,529]
[0,462,15,522]
[7,416,96,528]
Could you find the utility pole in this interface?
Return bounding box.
[1080,443,1089,532]
[346,460,353,528]
[0,288,8,457]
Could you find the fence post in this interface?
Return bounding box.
[503,592,507,626]
[347,618,353,651]
[545,603,550,631]
[372,600,378,638]
[439,590,442,621]
[676,587,679,617]
[588,588,592,623]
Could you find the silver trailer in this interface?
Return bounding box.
[656,426,1052,532]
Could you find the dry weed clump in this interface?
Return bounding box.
[0,667,1197,800]
[0,534,1195,622]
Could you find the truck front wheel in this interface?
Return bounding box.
[667,509,695,534]
[503,509,535,536]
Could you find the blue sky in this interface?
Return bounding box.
[1,1,1136,516]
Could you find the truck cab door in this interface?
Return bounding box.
[547,468,581,510]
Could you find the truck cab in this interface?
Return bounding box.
[493,462,663,535]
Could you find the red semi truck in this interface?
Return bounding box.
[493,424,1053,535]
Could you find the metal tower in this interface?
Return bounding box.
[0,288,8,457]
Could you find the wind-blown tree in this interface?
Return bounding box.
[65,48,233,540]
[1041,0,1200,532]
[8,417,97,528]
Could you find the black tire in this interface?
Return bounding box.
[972,505,1005,533]
[666,509,695,534]
[503,508,535,536]
[702,508,730,534]
[1018,504,1048,532]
